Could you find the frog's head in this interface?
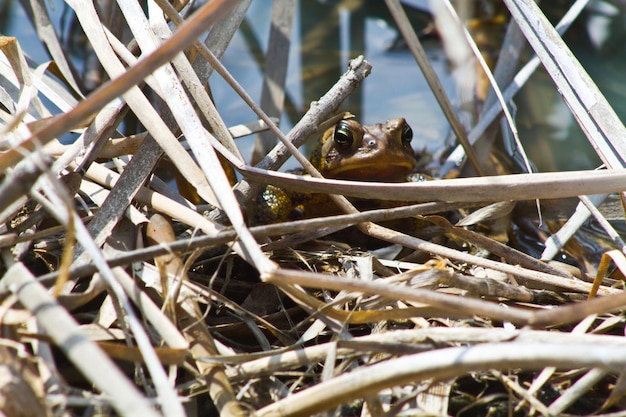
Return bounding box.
[312,118,416,182]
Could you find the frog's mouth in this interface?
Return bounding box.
[325,159,416,182]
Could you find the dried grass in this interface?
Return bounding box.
[1,0,626,416]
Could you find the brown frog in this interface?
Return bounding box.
[311,117,416,182]
[257,118,417,223]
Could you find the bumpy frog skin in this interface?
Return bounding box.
[257,118,417,222]
[311,118,417,181]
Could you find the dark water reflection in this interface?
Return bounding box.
[514,0,626,171]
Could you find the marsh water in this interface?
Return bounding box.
[202,1,625,173]
[3,0,626,172]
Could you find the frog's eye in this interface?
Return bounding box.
[333,122,354,149]
[401,123,413,145]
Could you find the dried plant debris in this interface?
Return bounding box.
[1,1,626,416]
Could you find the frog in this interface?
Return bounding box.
[256,117,418,223]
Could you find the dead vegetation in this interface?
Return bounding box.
[2,0,626,416]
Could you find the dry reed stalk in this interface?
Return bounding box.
[1,1,626,416]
